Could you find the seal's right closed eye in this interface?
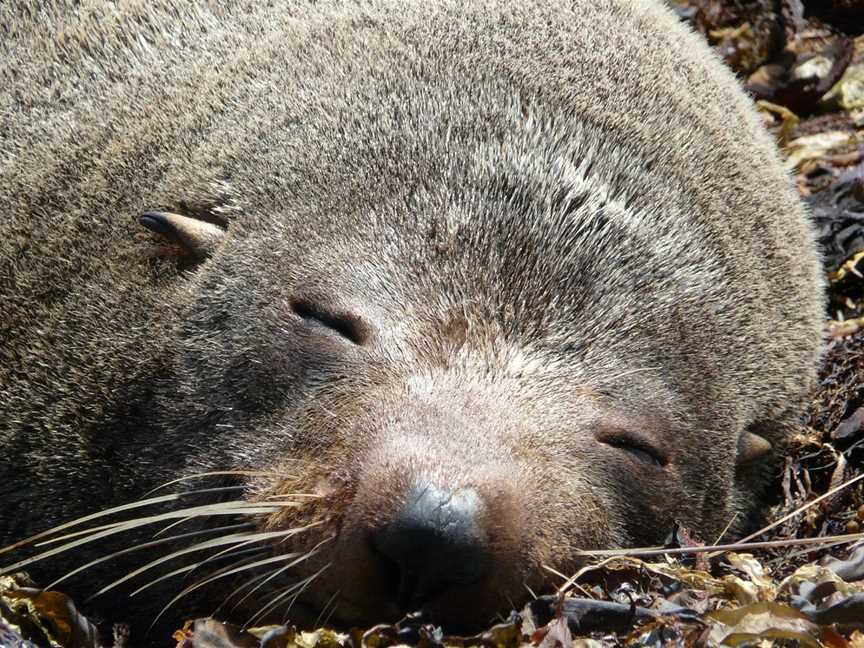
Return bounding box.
[289,298,370,346]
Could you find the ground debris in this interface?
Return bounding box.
[164,551,864,646]
[0,574,105,648]
[706,601,832,647]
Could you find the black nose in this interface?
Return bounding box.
[372,484,490,608]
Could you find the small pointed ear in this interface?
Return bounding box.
[139,211,226,259]
[737,431,772,465]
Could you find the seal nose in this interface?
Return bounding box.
[372,484,489,608]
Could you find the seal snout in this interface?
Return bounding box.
[370,484,490,609]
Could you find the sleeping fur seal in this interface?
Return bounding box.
[0,0,823,636]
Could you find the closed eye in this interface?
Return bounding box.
[290,298,369,346]
[596,430,668,467]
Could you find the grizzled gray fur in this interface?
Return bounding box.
[1,0,823,635]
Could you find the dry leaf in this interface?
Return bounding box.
[707,601,823,647]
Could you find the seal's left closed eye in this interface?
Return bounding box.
[595,428,668,467]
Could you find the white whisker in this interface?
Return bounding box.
[130,547,269,597]
[46,522,254,590]
[228,533,331,613]
[150,545,327,630]
[314,588,340,628]
[245,562,332,628]
[143,471,296,498]
[92,526,306,599]
[0,500,288,575]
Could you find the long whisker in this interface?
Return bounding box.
[34,521,131,547]
[1,486,260,556]
[150,486,251,538]
[213,570,274,617]
[0,493,182,557]
[143,471,294,498]
[153,516,211,539]
[321,591,341,628]
[226,531,329,613]
[280,588,308,625]
[228,562,297,613]
[0,501,295,576]
[186,521,325,578]
[314,588,340,628]
[150,545,326,630]
[46,523,255,590]
[130,547,269,597]
[504,594,516,616]
[247,561,331,628]
[245,570,323,628]
[263,493,320,500]
[91,526,306,599]
[32,487,252,548]
[545,557,620,597]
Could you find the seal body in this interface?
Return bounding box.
[1,0,823,634]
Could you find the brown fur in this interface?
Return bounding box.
[1,0,823,636]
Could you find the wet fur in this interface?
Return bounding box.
[1,0,824,635]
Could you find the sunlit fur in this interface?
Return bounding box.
[1,0,823,635]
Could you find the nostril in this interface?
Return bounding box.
[289,298,370,345]
[370,538,410,603]
[371,484,490,609]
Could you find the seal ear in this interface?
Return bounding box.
[736,430,772,465]
[139,210,227,260]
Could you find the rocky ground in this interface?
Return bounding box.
[3,1,864,646]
